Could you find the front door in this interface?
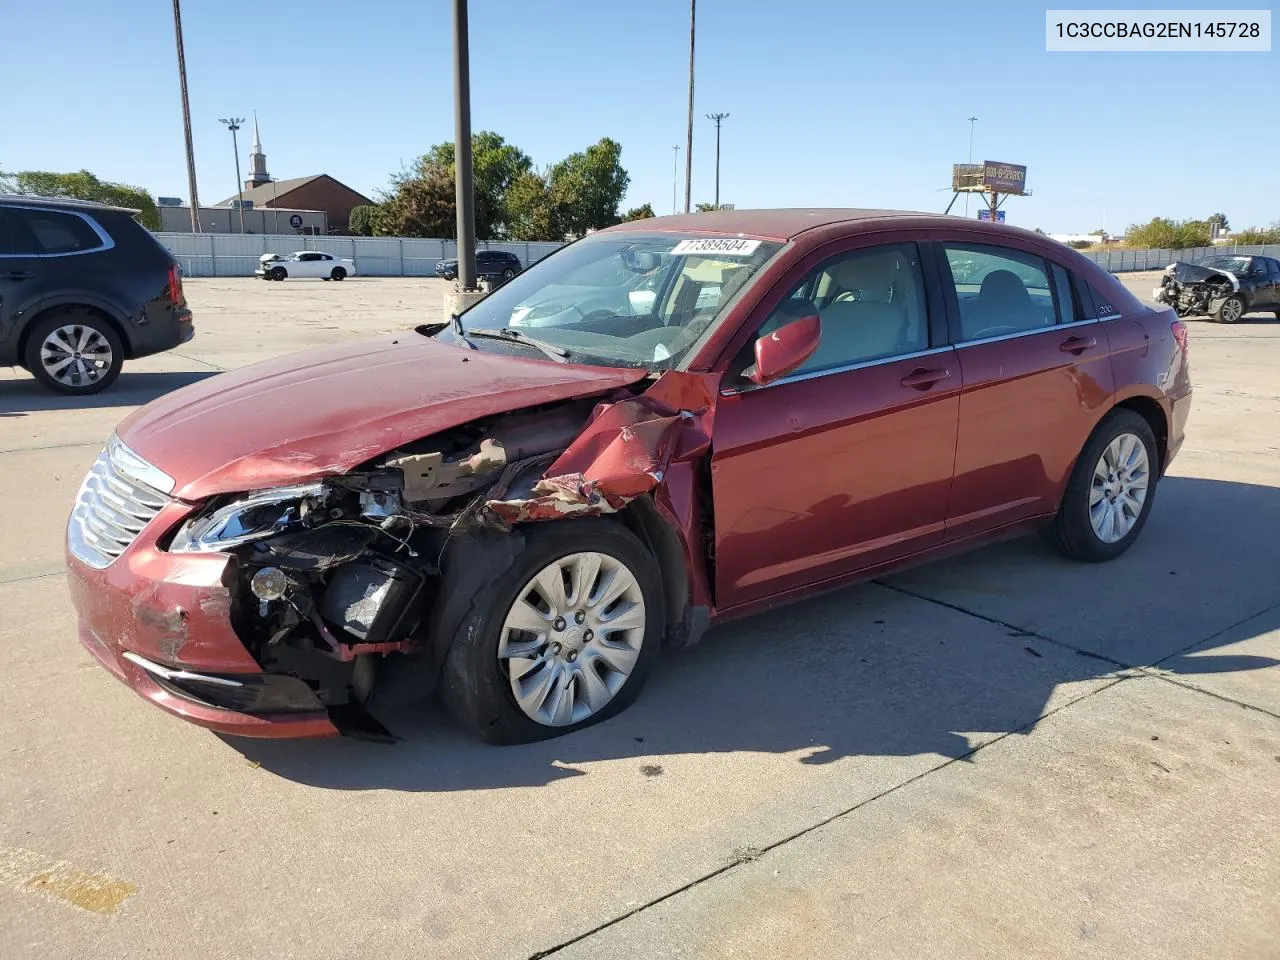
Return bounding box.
[937,241,1116,540]
[710,241,960,610]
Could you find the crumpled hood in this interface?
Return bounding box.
[116,333,646,501]
[1166,261,1240,290]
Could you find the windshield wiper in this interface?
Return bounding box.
[466,327,570,362]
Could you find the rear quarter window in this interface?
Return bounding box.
[13,209,106,254]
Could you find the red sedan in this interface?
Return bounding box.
[66,209,1193,743]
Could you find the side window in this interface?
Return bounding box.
[942,243,1055,341]
[1049,263,1081,323]
[0,211,22,255]
[11,209,104,255]
[748,242,929,376]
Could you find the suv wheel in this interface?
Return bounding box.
[1045,409,1158,562]
[502,267,516,280]
[24,310,124,395]
[440,520,663,744]
[1213,295,1244,323]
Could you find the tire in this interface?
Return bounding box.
[440,519,664,744]
[1045,409,1159,562]
[270,266,287,281]
[24,310,124,396]
[1212,294,1244,323]
[502,268,516,280]
[443,272,456,281]
[331,267,346,281]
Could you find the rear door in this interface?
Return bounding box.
[0,208,45,356]
[937,240,1115,540]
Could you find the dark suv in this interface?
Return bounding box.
[0,196,193,395]
[434,249,523,283]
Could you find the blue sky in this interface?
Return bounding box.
[4,1,1276,233]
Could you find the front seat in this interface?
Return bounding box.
[971,269,1042,337]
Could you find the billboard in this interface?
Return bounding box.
[977,209,1006,222]
[952,161,1028,195]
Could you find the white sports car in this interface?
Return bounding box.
[256,251,356,281]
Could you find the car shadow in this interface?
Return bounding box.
[0,370,220,414]
[231,474,1280,792]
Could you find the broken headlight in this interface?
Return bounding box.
[169,483,329,553]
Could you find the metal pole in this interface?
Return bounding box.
[220,117,246,234]
[707,112,728,208]
[453,0,476,290]
[965,115,977,218]
[683,0,695,213]
[672,145,679,215]
[172,0,201,232]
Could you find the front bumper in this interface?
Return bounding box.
[66,502,337,739]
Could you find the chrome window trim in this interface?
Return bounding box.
[0,203,115,258]
[108,435,177,495]
[1097,312,1122,322]
[721,344,953,397]
[954,316,1101,350]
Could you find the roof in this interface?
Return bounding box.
[600,208,936,241]
[217,174,373,208]
[0,194,139,215]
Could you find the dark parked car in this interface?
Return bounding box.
[1154,254,1280,322]
[67,209,1191,744]
[0,196,192,394]
[435,249,522,283]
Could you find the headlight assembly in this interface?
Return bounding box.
[168,483,329,553]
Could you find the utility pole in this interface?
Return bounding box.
[671,145,680,215]
[683,0,695,213]
[171,0,201,231]
[219,117,246,233]
[706,112,728,208]
[452,0,476,291]
[965,115,977,217]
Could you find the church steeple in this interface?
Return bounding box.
[245,111,270,189]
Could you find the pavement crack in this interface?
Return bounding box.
[172,352,226,371]
[527,675,1130,958]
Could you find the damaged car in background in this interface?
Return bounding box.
[1153,254,1280,323]
[66,210,1192,744]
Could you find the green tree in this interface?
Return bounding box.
[547,137,630,238]
[1232,224,1280,244]
[347,204,379,236]
[695,202,719,212]
[621,202,655,221]
[376,162,458,238]
[1207,212,1229,232]
[3,169,160,229]
[1124,217,1211,249]
[504,170,558,241]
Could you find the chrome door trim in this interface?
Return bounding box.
[953,316,1102,351]
[721,345,955,397]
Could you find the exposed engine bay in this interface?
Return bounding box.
[163,374,715,737]
[1153,261,1240,318]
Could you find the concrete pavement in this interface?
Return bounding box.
[1,274,1277,959]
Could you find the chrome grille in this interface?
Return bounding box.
[67,438,175,569]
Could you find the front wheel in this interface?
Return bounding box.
[1213,295,1244,323]
[270,266,287,281]
[1045,409,1158,562]
[440,520,664,744]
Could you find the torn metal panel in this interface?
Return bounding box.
[484,371,718,525]
[388,437,507,501]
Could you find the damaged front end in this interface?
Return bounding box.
[167,374,716,736]
[1153,261,1239,318]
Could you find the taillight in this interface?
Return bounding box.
[1171,319,1189,355]
[167,263,185,306]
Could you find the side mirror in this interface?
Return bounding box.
[748,314,821,386]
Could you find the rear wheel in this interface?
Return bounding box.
[440,520,663,744]
[24,310,124,395]
[1045,409,1158,562]
[502,267,516,280]
[331,267,347,281]
[1213,295,1244,323]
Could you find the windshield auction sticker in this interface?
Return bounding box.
[671,238,762,256]
[1046,10,1271,51]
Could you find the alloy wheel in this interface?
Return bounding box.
[1220,297,1243,323]
[497,551,646,726]
[39,324,114,389]
[1089,432,1150,543]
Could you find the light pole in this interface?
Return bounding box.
[683,0,695,213]
[171,0,201,232]
[965,115,977,217]
[706,112,728,208]
[672,145,680,215]
[452,0,476,291]
[219,117,246,233]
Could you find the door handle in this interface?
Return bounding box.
[1059,335,1096,354]
[0,270,34,280]
[900,367,951,390]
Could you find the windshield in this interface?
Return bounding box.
[435,232,784,369]
[1206,257,1249,274]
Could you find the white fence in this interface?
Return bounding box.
[157,233,566,278]
[1081,243,1280,273]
